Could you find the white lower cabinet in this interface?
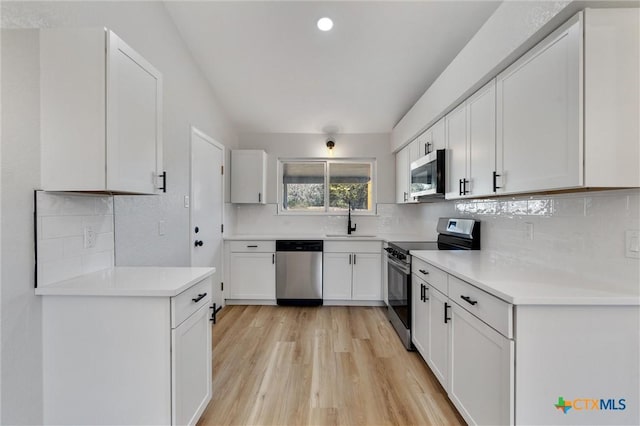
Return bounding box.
[42,276,213,425]
[449,303,513,426]
[226,240,276,302]
[411,275,429,357]
[323,241,382,304]
[427,286,450,386]
[172,304,212,426]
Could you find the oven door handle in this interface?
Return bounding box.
[387,256,410,275]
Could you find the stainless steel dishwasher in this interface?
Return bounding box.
[276,240,323,306]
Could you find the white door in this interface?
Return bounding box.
[190,127,224,312]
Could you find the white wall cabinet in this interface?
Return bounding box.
[323,241,382,304]
[445,80,496,200]
[395,145,410,203]
[42,276,212,425]
[496,9,640,194]
[41,28,163,194]
[226,241,275,302]
[420,117,446,157]
[231,150,267,204]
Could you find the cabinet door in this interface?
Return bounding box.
[172,304,212,426]
[431,118,446,152]
[496,17,582,194]
[107,31,163,194]
[231,150,267,204]
[323,253,353,300]
[411,276,430,359]
[449,303,513,426]
[428,287,449,388]
[467,80,496,197]
[351,253,382,301]
[228,252,275,299]
[395,146,410,203]
[409,138,421,165]
[445,102,468,200]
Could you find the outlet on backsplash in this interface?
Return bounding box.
[525,222,534,241]
[83,226,96,249]
[625,230,640,259]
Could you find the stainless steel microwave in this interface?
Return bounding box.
[410,149,446,201]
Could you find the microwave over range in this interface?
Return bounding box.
[410,149,445,202]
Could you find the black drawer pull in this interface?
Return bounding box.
[247,245,258,248]
[444,302,451,324]
[460,295,478,306]
[192,293,207,303]
[419,269,429,275]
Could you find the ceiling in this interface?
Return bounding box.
[164,1,501,135]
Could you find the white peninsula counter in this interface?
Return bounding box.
[409,250,638,426]
[38,266,215,426]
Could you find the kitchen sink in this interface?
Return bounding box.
[325,234,377,238]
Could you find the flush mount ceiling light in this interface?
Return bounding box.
[317,17,333,32]
[326,139,335,150]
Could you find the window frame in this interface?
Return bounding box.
[277,158,377,216]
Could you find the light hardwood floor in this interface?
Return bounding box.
[198,305,464,426]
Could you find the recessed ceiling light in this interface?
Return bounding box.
[317,17,333,32]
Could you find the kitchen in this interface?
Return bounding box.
[1,1,639,425]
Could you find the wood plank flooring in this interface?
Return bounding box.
[198,305,464,426]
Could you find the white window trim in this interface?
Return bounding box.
[277,158,377,216]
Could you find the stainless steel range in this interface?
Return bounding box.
[386,217,480,350]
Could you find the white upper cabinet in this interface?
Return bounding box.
[496,15,582,195]
[41,28,163,194]
[446,80,496,200]
[496,9,639,194]
[231,150,267,204]
[395,145,410,203]
[420,117,446,157]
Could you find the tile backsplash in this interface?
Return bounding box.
[232,189,640,289]
[36,192,114,286]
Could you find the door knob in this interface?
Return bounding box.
[194,240,204,247]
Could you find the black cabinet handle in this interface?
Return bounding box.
[247,245,258,248]
[349,254,352,265]
[424,286,429,301]
[258,192,262,203]
[403,191,408,203]
[419,269,429,275]
[493,171,502,192]
[192,293,207,303]
[462,179,469,195]
[158,171,167,193]
[194,240,203,247]
[458,179,463,196]
[444,302,451,324]
[272,253,275,264]
[460,295,478,306]
[353,254,356,264]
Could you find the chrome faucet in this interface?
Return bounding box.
[347,200,357,235]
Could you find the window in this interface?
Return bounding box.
[280,160,375,214]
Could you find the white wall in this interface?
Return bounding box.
[0,2,238,423]
[392,0,579,151]
[0,29,43,426]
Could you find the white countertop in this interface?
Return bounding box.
[35,267,216,297]
[410,251,640,306]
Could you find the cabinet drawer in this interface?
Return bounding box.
[229,240,275,252]
[171,277,212,328]
[324,241,381,253]
[412,258,447,294]
[448,275,513,338]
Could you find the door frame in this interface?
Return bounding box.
[189,125,226,304]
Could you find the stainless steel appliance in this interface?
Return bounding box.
[276,240,323,306]
[386,217,480,349]
[410,149,445,201]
